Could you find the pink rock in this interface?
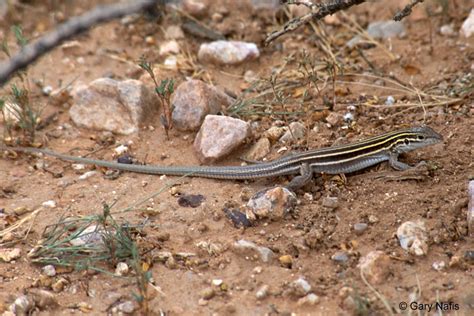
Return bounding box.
[171,80,234,131]
[193,115,250,163]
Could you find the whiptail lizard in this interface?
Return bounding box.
[2,126,443,189]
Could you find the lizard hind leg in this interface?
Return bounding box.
[286,163,313,191]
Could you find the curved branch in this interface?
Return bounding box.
[0,0,159,87]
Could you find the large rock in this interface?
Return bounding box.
[70,78,157,135]
[193,115,250,164]
[171,80,234,131]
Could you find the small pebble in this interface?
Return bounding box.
[201,287,215,300]
[42,265,57,277]
[256,285,269,300]
[116,300,135,314]
[279,255,293,269]
[115,262,129,276]
[353,223,368,234]
[432,261,446,271]
[331,251,349,263]
[322,197,339,209]
[42,200,57,208]
[385,96,395,105]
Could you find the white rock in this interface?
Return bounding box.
[385,95,395,105]
[78,171,98,180]
[42,200,57,208]
[42,265,57,277]
[159,40,180,56]
[461,9,474,38]
[440,24,455,37]
[164,56,178,70]
[396,220,429,256]
[115,262,129,276]
[198,40,260,65]
[0,248,21,262]
[256,285,269,300]
[114,145,129,155]
[2,101,21,124]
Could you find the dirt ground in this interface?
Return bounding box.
[0,0,473,315]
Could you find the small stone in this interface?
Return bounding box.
[289,277,311,297]
[461,9,474,38]
[385,96,395,105]
[114,145,128,155]
[115,262,129,276]
[211,12,224,23]
[263,126,286,141]
[201,287,215,300]
[159,40,180,56]
[2,101,21,124]
[233,239,274,263]
[396,220,429,256]
[51,278,68,293]
[42,265,56,277]
[279,255,293,269]
[244,70,258,83]
[432,260,446,271]
[198,40,260,65]
[440,24,455,37]
[325,112,341,126]
[116,300,135,314]
[172,80,234,132]
[353,223,368,235]
[198,298,208,306]
[42,85,53,96]
[211,279,223,286]
[244,138,271,161]
[194,115,250,164]
[464,250,474,262]
[11,295,34,315]
[0,248,21,262]
[279,122,306,144]
[304,229,324,249]
[256,285,269,300]
[42,200,56,208]
[163,56,178,70]
[29,289,57,309]
[165,25,184,39]
[246,186,297,221]
[367,20,406,38]
[331,251,349,263]
[322,196,339,209]
[358,251,391,284]
[182,0,208,18]
[297,293,320,306]
[343,112,354,122]
[368,215,379,224]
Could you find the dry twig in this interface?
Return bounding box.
[0,0,159,86]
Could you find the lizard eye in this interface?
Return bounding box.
[417,135,425,140]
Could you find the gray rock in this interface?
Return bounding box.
[194,115,250,163]
[70,78,157,135]
[331,251,349,263]
[367,21,406,39]
[246,186,297,221]
[263,126,286,141]
[289,277,311,297]
[322,196,339,209]
[198,40,260,65]
[297,293,319,306]
[440,24,456,37]
[358,251,391,284]
[396,220,429,256]
[29,289,57,309]
[279,122,306,143]
[244,137,271,161]
[353,223,368,234]
[233,239,274,263]
[171,80,234,131]
[256,285,270,300]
